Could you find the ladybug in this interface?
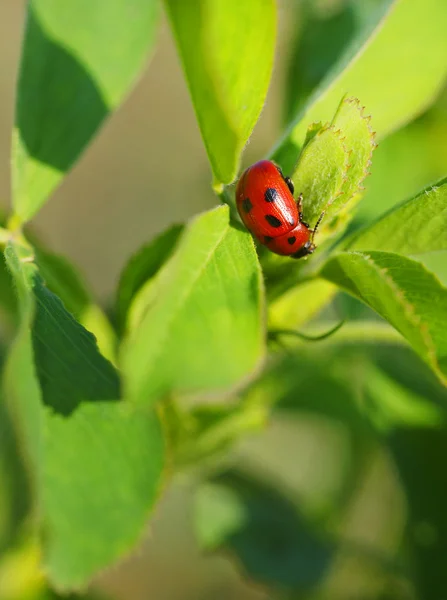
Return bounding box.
[235,160,318,258]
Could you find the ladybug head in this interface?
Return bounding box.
[291,240,315,259]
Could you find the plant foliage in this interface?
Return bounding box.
[0,0,446,596]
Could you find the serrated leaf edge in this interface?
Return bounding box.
[331,97,377,207]
[328,251,445,385]
[293,122,351,228]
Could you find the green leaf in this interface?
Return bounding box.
[116,224,184,333]
[284,1,393,122]
[194,470,333,590]
[0,398,31,555]
[121,205,265,406]
[273,0,447,173]
[349,177,447,256]
[268,279,337,332]
[371,344,447,413]
[165,0,276,187]
[43,403,164,589]
[415,251,447,288]
[163,398,267,468]
[33,243,116,362]
[248,346,371,430]
[289,97,376,245]
[243,347,378,522]
[0,254,18,325]
[325,98,376,219]
[4,241,165,589]
[363,363,443,431]
[13,0,160,222]
[389,426,447,598]
[321,251,447,385]
[0,538,114,600]
[355,91,447,226]
[284,1,358,123]
[291,123,350,228]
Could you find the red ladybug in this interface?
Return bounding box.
[235,160,317,258]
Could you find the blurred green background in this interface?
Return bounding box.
[1,1,446,599]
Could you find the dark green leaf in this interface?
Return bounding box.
[0,398,31,555]
[0,253,18,325]
[13,0,160,221]
[369,344,447,415]
[4,241,165,589]
[195,470,333,589]
[389,426,447,598]
[33,243,116,361]
[116,224,183,333]
[284,0,360,122]
[31,276,120,416]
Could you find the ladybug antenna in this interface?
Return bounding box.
[311,210,325,243]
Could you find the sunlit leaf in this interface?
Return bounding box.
[291,123,349,228]
[349,177,447,256]
[268,279,337,332]
[273,0,447,173]
[355,91,447,226]
[321,251,447,385]
[165,0,276,187]
[122,205,265,406]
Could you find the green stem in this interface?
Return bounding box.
[271,321,405,348]
[328,321,405,346]
[269,320,344,342]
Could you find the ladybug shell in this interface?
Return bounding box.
[235,160,298,243]
[264,221,311,256]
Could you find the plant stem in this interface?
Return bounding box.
[270,321,405,348]
[269,320,344,342]
[329,321,405,346]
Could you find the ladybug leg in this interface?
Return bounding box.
[285,176,294,195]
[274,162,295,195]
[296,193,309,225]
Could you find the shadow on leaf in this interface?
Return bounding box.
[17,7,109,172]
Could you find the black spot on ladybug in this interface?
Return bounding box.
[242,198,253,213]
[265,215,282,228]
[287,236,296,245]
[264,235,274,243]
[264,188,279,203]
